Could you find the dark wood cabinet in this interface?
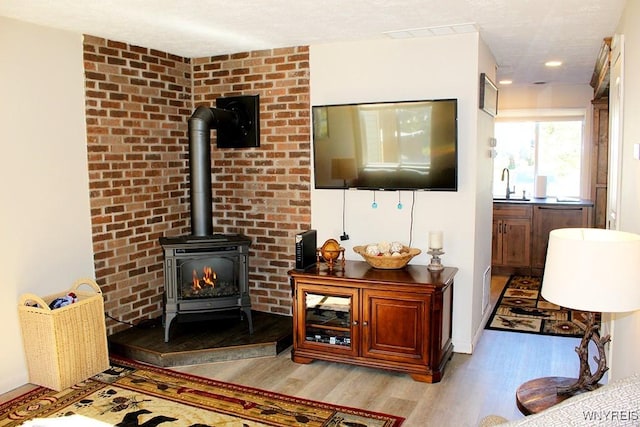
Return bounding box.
[591,98,609,229]
[492,204,532,271]
[531,205,592,270]
[289,261,456,383]
[492,201,592,275]
[362,289,429,365]
[589,37,611,229]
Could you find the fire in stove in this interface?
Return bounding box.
[181,264,239,300]
[192,266,216,291]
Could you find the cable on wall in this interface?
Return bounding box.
[408,191,416,247]
[340,188,349,241]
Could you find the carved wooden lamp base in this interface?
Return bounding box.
[516,377,581,415]
[515,312,607,415]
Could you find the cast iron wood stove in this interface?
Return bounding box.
[160,234,252,343]
[160,98,259,342]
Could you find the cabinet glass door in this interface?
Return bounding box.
[298,285,358,355]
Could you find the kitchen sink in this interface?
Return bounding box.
[493,197,530,202]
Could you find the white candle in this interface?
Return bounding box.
[429,231,443,250]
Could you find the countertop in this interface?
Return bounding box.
[493,197,593,207]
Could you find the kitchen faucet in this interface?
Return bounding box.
[501,168,515,199]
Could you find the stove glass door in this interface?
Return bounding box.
[177,255,239,300]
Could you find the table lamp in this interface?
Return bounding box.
[516,228,640,414]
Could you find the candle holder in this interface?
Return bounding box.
[427,248,445,272]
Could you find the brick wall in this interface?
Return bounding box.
[192,47,311,314]
[83,36,192,334]
[84,37,311,334]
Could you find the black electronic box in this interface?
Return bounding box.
[295,229,317,271]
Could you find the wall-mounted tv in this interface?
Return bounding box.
[312,98,458,191]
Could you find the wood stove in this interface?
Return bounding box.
[160,100,260,342]
[160,234,252,342]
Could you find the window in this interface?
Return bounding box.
[493,118,584,199]
[359,106,431,168]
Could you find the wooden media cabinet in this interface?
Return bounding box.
[288,261,457,382]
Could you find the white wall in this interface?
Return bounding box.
[617,0,640,235]
[310,33,495,353]
[0,17,95,394]
[474,38,499,341]
[498,84,594,111]
[608,0,640,382]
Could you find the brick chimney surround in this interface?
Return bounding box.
[83,35,311,335]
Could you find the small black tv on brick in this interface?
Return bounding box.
[295,229,317,271]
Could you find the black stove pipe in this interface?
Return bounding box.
[188,106,237,236]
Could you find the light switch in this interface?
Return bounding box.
[634,143,640,160]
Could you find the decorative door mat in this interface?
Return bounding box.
[486,275,599,338]
[1,355,404,427]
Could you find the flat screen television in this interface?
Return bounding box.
[312,98,458,191]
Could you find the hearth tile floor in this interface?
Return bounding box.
[108,311,293,367]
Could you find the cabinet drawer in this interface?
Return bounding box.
[493,204,532,219]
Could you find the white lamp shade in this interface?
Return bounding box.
[541,228,640,313]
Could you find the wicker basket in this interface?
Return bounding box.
[353,245,421,269]
[18,278,109,391]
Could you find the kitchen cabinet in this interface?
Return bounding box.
[591,98,609,229]
[532,205,592,270]
[492,204,532,271]
[589,37,611,229]
[289,261,457,383]
[492,200,593,275]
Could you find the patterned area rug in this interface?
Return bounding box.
[1,355,404,427]
[485,275,598,338]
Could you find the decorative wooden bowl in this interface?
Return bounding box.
[353,245,421,269]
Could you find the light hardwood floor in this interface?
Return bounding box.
[2,275,582,426]
[174,275,580,426]
[170,329,581,426]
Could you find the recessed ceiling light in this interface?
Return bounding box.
[499,80,513,85]
[545,60,563,67]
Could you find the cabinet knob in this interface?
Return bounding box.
[352,321,358,326]
[363,321,368,326]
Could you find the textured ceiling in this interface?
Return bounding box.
[0,0,627,86]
